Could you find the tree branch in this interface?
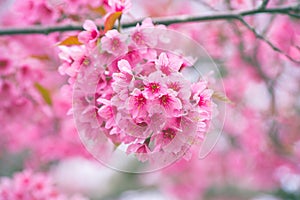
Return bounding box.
[0,3,299,36]
[0,25,84,36]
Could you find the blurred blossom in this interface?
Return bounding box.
[0,170,88,200]
[108,0,132,13]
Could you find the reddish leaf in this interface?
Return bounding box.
[89,5,106,16]
[104,11,122,32]
[57,35,83,46]
[29,55,50,61]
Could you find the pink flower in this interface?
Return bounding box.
[158,89,182,117]
[108,0,132,13]
[109,127,135,144]
[156,127,177,147]
[152,117,181,148]
[97,98,115,129]
[165,72,191,102]
[16,62,43,87]
[101,30,128,56]
[13,0,59,25]
[143,71,167,99]
[128,88,148,120]
[130,18,157,48]
[155,52,183,75]
[111,59,134,99]
[78,20,100,47]
[58,46,88,83]
[191,81,213,110]
[127,143,151,162]
[117,59,133,75]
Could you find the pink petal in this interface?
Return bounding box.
[83,20,97,31]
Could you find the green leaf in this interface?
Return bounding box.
[34,83,52,106]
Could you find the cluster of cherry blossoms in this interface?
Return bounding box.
[59,18,215,163]
[0,34,90,166]
[0,0,133,165]
[0,170,88,200]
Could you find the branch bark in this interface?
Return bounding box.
[0,3,299,36]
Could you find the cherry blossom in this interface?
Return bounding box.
[101,30,128,56]
[108,0,132,13]
[130,18,157,48]
[155,52,183,75]
[128,88,149,120]
[143,72,167,99]
[158,89,183,117]
[78,20,100,47]
[191,81,214,111]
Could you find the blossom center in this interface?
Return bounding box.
[168,82,180,92]
[160,94,171,106]
[162,128,176,139]
[135,93,147,108]
[198,95,205,107]
[148,82,160,93]
[111,38,120,50]
[91,30,98,39]
[133,32,144,45]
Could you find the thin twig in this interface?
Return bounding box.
[192,0,219,11]
[237,16,300,64]
[225,0,233,10]
[259,0,270,10]
[117,16,122,32]
[286,12,300,18]
[0,4,299,36]
[230,20,290,163]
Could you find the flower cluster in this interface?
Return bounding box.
[59,18,214,163]
[0,170,88,200]
[0,35,89,165]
